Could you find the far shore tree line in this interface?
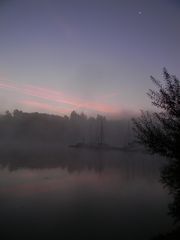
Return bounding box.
[0,109,133,146]
[0,68,179,157]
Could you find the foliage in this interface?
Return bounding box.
[0,109,126,145]
[133,68,180,159]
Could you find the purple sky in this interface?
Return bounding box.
[0,0,180,117]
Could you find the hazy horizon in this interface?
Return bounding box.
[0,107,139,120]
[0,0,180,117]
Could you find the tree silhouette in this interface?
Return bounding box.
[133,68,180,159]
[152,159,180,239]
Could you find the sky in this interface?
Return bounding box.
[0,0,180,117]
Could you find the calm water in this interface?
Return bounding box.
[0,146,172,239]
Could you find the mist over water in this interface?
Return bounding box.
[0,0,180,238]
[0,110,174,239]
[0,110,135,147]
[0,147,172,239]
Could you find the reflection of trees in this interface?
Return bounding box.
[153,159,180,239]
[161,160,180,224]
[0,147,105,173]
[0,146,160,181]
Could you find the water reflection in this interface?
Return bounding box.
[154,159,180,239]
[0,146,172,239]
[0,145,162,174]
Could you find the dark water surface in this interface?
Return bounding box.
[0,146,172,239]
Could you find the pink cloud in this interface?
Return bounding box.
[0,80,120,115]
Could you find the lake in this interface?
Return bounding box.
[0,146,172,239]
